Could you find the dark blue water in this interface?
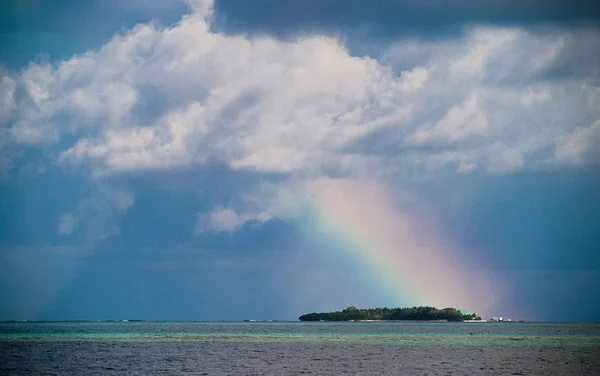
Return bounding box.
[2,322,599,375]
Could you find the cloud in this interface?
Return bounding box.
[194,207,272,234]
[0,73,16,125]
[57,186,135,243]
[1,0,598,237]
[211,0,600,42]
[51,28,397,176]
[555,120,600,166]
[58,213,79,235]
[408,93,488,146]
[10,121,59,145]
[3,3,596,181]
[486,142,525,174]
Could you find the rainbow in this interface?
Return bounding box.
[278,177,499,317]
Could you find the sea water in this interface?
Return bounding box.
[2,321,599,375]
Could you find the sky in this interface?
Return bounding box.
[0,0,599,322]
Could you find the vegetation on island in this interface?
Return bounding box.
[299,306,482,322]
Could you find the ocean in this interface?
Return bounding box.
[1,321,599,375]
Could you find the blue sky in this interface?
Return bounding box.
[1,0,599,321]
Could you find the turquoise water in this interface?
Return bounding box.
[2,322,600,375]
[2,321,600,346]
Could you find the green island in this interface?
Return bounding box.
[299,306,482,322]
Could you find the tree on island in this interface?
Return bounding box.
[299,306,479,322]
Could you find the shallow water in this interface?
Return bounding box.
[2,322,599,375]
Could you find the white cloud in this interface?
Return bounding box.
[486,142,524,174]
[21,63,54,107]
[448,28,520,80]
[100,186,136,212]
[0,74,16,125]
[10,121,59,145]
[57,186,135,243]
[58,213,79,235]
[409,92,488,145]
[185,0,214,18]
[194,207,272,234]
[555,120,600,167]
[3,0,599,181]
[521,86,552,108]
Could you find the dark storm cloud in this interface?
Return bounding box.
[212,0,600,39]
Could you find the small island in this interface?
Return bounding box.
[299,306,482,322]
